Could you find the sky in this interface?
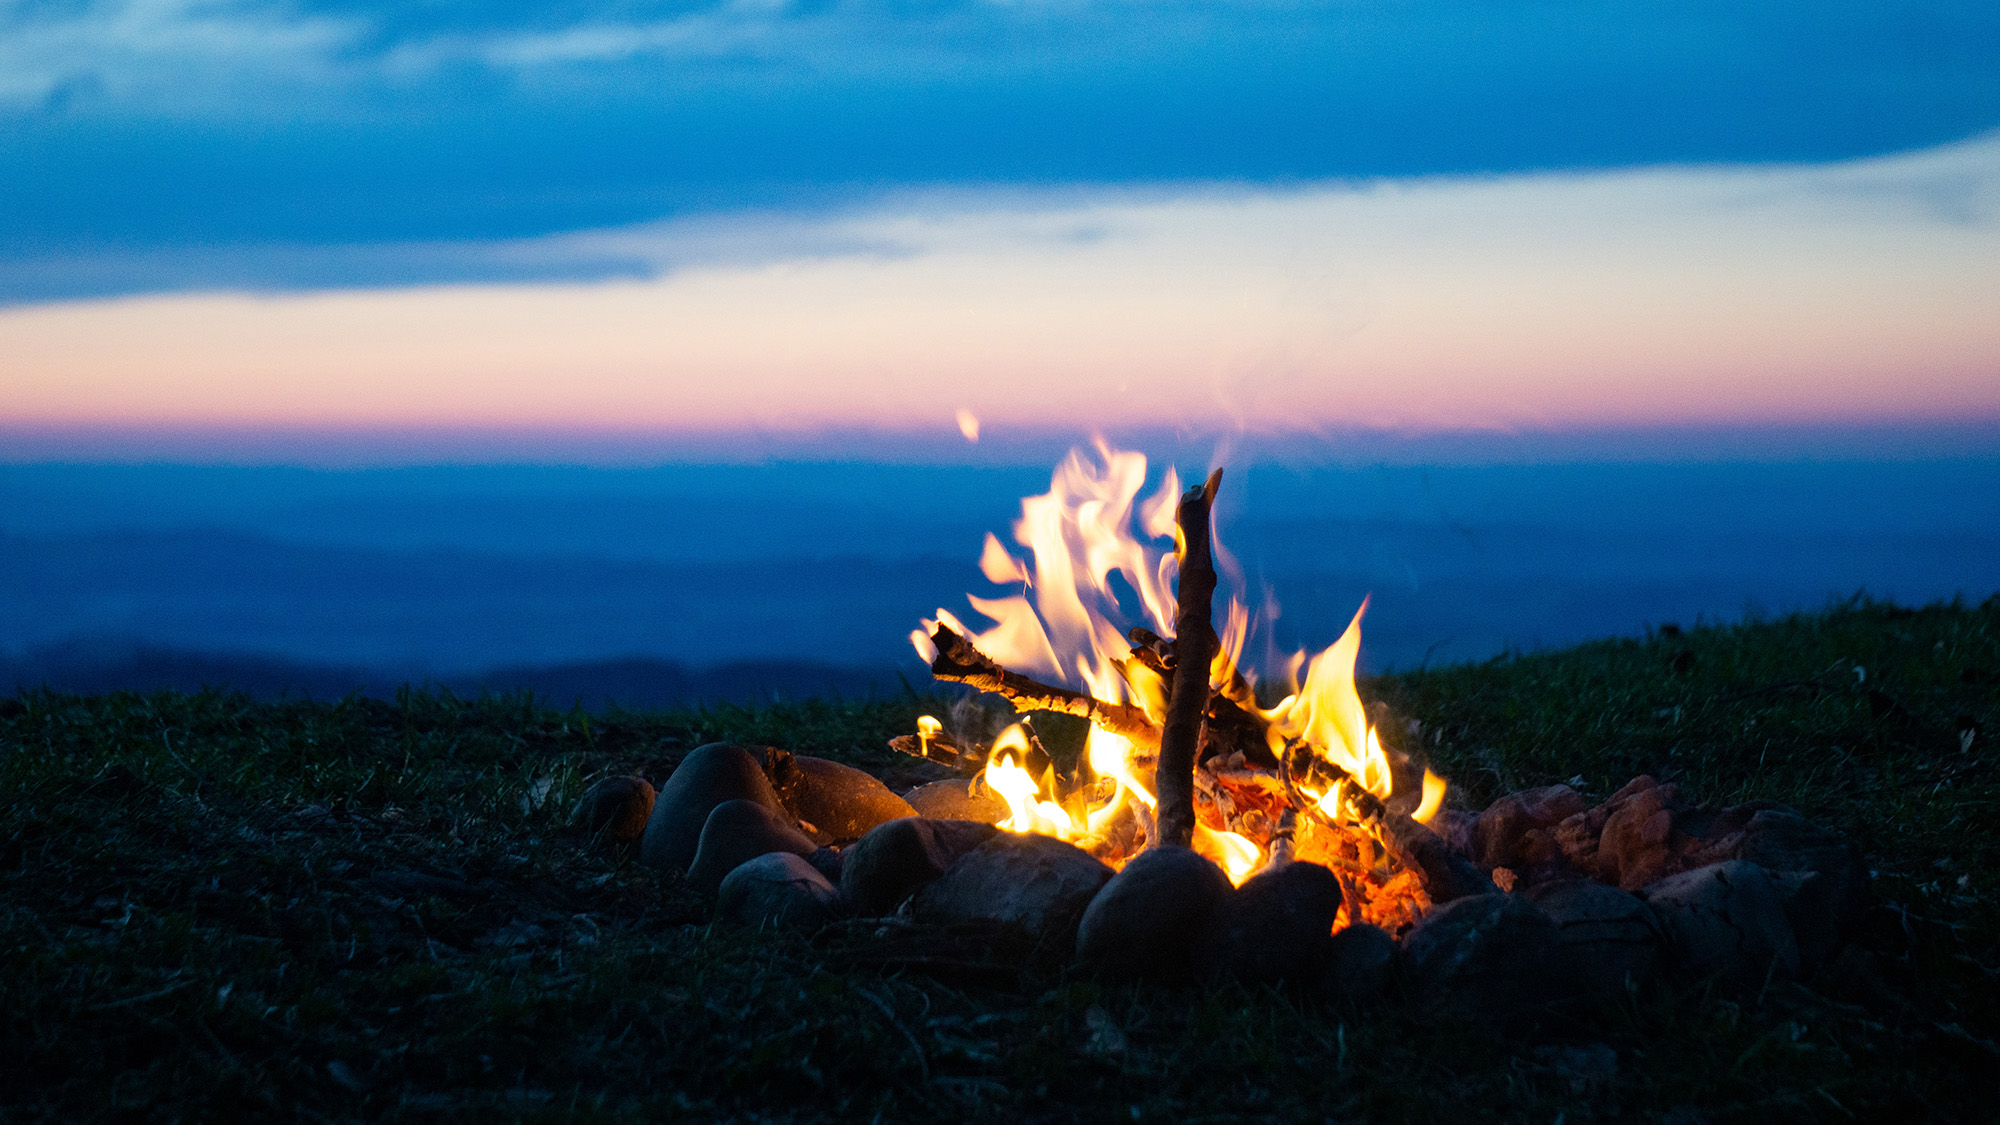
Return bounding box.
[4,2,1999,690]
[3,1,1999,455]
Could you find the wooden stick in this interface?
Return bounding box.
[1155,468,1223,849]
[927,624,1159,743]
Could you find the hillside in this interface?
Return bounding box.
[2,597,1995,1121]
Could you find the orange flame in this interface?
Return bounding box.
[915,440,1445,900]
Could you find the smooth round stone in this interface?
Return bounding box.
[640,744,790,873]
[1524,878,1665,997]
[1075,846,1232,981]
[1319,923,1399,1004]
[1638,859,1800,989]
[1198,860,1345,986]
[716,851,841,931]
[778,755,918,844]
[1736,810,1868,974]
[1402,893,1571,1018]
[903,779,1008,824]
[805,846,843,885]
[568,776,656,845]
[913,832,1114,954]
[839,817,999,917]
[685,799,818,896]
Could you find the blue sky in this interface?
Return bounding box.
[6,0,1999,300]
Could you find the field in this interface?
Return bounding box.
[3,597,1996,1122]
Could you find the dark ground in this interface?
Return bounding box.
[1,596,1996,1122]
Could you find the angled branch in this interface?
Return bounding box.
[927,624,1159,744]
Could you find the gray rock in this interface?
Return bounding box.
[1524,879,1665,997]
[805,846,843,885]
[914,832,1114,953]
[903,778,1008,824]
[716,851,840,931]
[1319,923,1399,1003]
[766,751,918,844]
[838,817,1000,916]
[640,743,791,873]
[685,799,818,896]
[1736,810,1867,973]
[1639,860,1800,988]
[568,775,655,845]
[1402,893,1571,1016]
[1074,846,1232,981]
[1198,861,1345,985]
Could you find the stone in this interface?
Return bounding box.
[914,832,1114,953]
[1595,781,1683,891]
[1319,923,1399,1004]
[1736,809,1868,973]
[716,851,840,931]
[1472,785,1588,869]
[838,817,1000,916]
[1639,860,1800,989]
[640,743,792,873]
[685,799,818,896]
[1402,893,1571,1017]
[765,751,918,844]
[903,778,1008,824]
[1198,861,1346,986]
[568,776,656,845]
[805,846,843,885]
[1074,846,1232,982]
[1524,878,1665,997]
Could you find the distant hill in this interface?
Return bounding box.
[1,637,907,712]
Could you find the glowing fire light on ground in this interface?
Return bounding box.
[912,439,1446,927]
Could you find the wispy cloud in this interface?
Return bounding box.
[4,133,1995,438]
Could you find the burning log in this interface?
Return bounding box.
[1155,468,1224,849]
[926,624,1158,744]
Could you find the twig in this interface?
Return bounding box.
[927,625,1158,744]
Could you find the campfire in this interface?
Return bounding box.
[597,439,1872,1007]
[895,441,1446,934]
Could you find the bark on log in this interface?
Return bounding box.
[927,624,1159,743]
[1155,469,1224,849]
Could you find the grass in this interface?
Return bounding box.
[2,596,1996,1122]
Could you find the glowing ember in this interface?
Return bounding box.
[911,440,1447,925]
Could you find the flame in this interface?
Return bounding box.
[913,439,1447,922]
[1413,769,1447,825]
[957,409,981,442]
[1261,601,1398,803]
[986,725,1074,839]
[1194,823,1261,886]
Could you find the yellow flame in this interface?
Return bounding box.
[1413,769,1447,825]
[956,409,981,442]
[916,714,942,757]
[916,440,1447,877]
[986,725,1074,839]
[1194,824,1261,886]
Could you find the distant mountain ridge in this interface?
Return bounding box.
[1,637,905,713]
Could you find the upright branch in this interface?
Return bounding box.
[927,624,1159,744]
[1154,467,1223,849]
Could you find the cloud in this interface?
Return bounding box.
[3,132,1995,441]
